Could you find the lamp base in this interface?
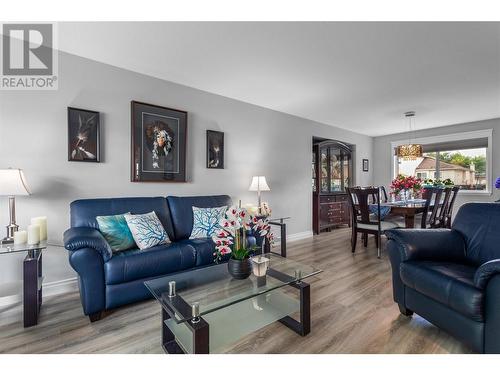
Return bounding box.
[3,222,19,244]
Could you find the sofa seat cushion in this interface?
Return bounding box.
[104,242,196,285]
[400,260,484,322]
[178,238,216,267]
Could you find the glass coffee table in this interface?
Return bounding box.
[144,253,321,354]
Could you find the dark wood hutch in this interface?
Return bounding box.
[312,139,353,234]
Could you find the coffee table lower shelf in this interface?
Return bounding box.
[161,281,310,354]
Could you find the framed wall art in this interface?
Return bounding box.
[362,158,369,172]
[206,130,224,169]
[68,107,100,162]
[131,101,187,182]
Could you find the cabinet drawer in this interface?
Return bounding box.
[335,195,348,202]
[321,202,343,210]
[320,195,336,203]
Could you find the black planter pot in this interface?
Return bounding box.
[227,257,252,280]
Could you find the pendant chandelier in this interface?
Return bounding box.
[396,111,423,160]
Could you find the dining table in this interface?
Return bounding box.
[369,199,429,228]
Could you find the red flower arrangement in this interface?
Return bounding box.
[390,174,422,195]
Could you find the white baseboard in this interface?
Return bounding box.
[44,277,78,297]
[286,230,313,242]
[0,277,78,308]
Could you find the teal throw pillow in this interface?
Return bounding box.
[96,213,136,252]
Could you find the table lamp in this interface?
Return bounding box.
[0,168,31,244]
[248,176,270,215]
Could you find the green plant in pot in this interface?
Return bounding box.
[212,206,275,280]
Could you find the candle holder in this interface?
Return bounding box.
[251,255,270,277]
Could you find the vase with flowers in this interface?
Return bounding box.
[495,177,500,202]
[212,206,274,279]
[390,175,422,203]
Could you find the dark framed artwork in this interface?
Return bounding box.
[67,107,100,162]
[131,101,187,182]
[362,159,369,172]
[206,130,224,169]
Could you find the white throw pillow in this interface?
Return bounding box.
[124,211,170,250]
[190,205,227,239]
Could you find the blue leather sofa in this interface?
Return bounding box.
[386,202,500,353]
[63,195,256,322]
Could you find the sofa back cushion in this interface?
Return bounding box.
[167,195,232,241]
[70,197,174,239]
[452,203,500,265]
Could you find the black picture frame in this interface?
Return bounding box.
[362,159,369,172]
[67,107,100,162]
[131,101,187,182]
[206,130,224,169]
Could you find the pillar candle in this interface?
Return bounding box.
[14,230,28,245]
[31,216,47,241]
[27,224,40,245]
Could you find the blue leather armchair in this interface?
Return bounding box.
[386,202,500,353]
[63,195,256,322]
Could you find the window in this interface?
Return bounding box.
[392,130,492,193]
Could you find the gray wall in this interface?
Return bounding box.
[373,118,500,213]
[0,52,373,292]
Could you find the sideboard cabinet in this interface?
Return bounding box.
[312,140,353,234]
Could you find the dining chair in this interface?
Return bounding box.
[346,187,399,258]
[420,187,443,228]
[444,186,460,228]
[431,187,453,228]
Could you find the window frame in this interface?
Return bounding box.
[390,129,493,195]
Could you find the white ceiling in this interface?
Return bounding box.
[57,22,500,137]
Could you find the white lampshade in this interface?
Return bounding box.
[249,176,270,192]
[0,169,31,196]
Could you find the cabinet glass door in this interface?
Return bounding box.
[312,150,317,193]
[320,149,329,193]
[330,148,342,192]
[342,152,350,191]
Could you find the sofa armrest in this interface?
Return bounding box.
[63,227,112,262]
[385,228,466,262]
[474,259,500,289]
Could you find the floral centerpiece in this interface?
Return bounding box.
[212,206,274,279]
[390,175,422,202]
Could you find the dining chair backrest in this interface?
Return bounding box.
[444,186,460,228]
[434,187,452,228]
[380,186,389,203]
[347,187,381,226]
[421,187,443,228]
[364,186,387,204]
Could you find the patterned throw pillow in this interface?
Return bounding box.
[190,205,227,239]
[124,211,170,250]
[96,213,136,252]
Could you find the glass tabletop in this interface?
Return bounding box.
[144,253,321,323]
[0,240,48,255]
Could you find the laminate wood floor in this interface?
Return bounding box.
[0,228,471,354]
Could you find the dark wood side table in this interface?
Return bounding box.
[0,241,48,327]
[266,216,290,257]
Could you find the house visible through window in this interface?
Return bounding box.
[395,135,489,191]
